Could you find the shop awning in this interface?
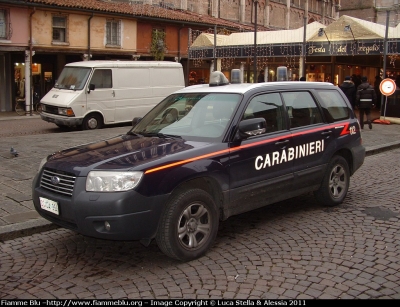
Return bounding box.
[189,15,400,58]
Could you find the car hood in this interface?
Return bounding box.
[43,133,208,176]
[41,88,81,106]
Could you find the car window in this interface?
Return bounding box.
[90,69,112,89]
[316,90,350,122]
[242,93,285,133]
[132,93,241,140]
[281,91,323,128]
[55,67,91,90]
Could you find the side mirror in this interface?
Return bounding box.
[237,118,266,139]
[88,84,95,93]
[132,117,142,127]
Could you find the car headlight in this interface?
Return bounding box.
[86,171,143,192]
[38,156,48,172]
[58,107,75,117]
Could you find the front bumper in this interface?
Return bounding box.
[32,172,168,241]
[41,113,83,127]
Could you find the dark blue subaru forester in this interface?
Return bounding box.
[33,71,365,261]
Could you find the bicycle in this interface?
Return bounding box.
[14,92,41,115]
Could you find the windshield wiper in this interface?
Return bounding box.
[141,132,182,139]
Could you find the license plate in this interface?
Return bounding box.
[39,197,59,215]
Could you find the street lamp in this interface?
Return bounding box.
[383,11,390,80]
[318,28,331,44]
[253,0,258,82]
[302,16,307,79]
[344,25,357,42]
[382,10,390,114]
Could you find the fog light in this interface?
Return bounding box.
[104,221,111,231]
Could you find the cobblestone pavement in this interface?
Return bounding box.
[0,115,62,138]
[0,125,130,239]
[0,113,129,138]
[1,148,400,299]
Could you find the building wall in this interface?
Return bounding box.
[267,2,288,28]
[31,10,137,54]
[136,22,189,58]
[339,0,400,26]
[1,6,30,47]
[136,23,152,54]
[134,0,337,29]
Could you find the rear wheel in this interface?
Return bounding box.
[314,155,350,207]
[82,113,103,130]
[156,188,219,261]
[15,101,25,116]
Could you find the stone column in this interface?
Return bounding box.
[24,50,32,115]
[239,0,245,23]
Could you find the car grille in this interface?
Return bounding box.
[40,169,76,196]
[42,104,60,115]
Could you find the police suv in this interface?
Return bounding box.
[33,71,365,261]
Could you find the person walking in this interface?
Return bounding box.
[356,76,377,129]
[339,76,356,109]
[257,70,265,83]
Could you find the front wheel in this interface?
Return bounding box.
[35,103,42,114]
[314,155,350,207]
[156,189,219,261]
[82,113,103,130]
[15,101,25,116]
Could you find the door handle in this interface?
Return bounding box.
[321,131,332,136]
[275,139,289,146]
[112,90,115,97]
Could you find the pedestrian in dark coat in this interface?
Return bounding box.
[356,76,377,129]
[257,70,265,83]
[339,76,356,109]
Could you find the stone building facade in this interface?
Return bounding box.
[121,0,339,29]
[339,0,400,26]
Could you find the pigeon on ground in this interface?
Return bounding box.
[10,147,18,157]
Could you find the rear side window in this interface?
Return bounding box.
[281,91,323,129]
[317,90,349,122]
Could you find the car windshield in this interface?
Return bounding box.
[130,93,242,141]
[54,67,92,90]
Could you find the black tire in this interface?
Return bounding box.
[15,101,25,116]
[35,103,42,114]
[82,113,103,130]
[55,124,69,130]
[314,155,350,207]
[156,188,219,261]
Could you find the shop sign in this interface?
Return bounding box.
[380,78,396,96]
[307,41,383,56]
[189,40,400,59]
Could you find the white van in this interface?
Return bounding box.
[40,61,185,130]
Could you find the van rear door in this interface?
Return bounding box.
[88,68,115,123]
